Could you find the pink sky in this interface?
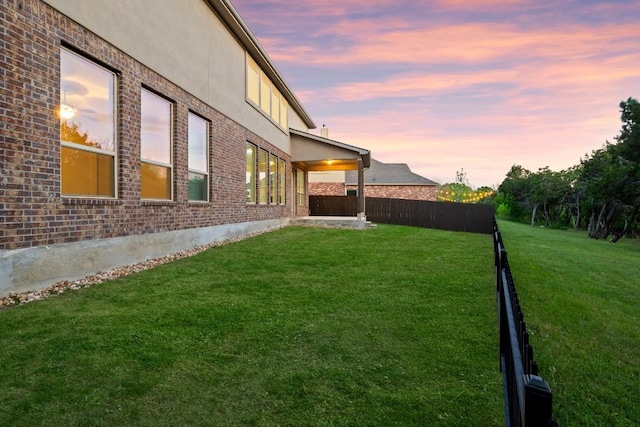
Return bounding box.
[230,0,640,188]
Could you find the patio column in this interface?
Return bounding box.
[357,158,365,217]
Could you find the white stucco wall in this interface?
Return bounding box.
[43,0,306,153]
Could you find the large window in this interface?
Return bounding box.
[296,169,305,207]
[141,89,172,200]
[258,149,268,204]
[247,144,282,205]
[188,113,209,201]
[246,52,288,130]
[60,48,116,197]
[246,143,256,203]
[278,158,286,205]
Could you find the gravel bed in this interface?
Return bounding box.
[0,229,277,310]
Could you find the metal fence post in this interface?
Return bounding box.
[524,374,557,426]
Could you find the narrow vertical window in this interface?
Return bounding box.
[246,54,260,105]
[269,154,276,204]
[279,96,288,129]
[141,89,172,200]
[296,169,305,207]
[188,113,209,201]
[278,158,286,204]
[258,149,268,204]
[246,143,256,203]
[271,86,280,124]
[60,48,116,197]
[260,73,271,114]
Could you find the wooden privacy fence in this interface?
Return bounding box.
[494,219,558,427]
[309,196,495,234]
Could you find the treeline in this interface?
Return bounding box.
[495,98,640,242]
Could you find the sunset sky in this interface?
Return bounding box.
[231,0,640,188]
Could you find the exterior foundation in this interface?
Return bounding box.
[1,219,288,297]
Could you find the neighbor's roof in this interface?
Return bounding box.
[345,159,438,185]
[206,0,315,129]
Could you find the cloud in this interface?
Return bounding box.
[439,0,525,6]
[230,0,640,186]
[324,69,516,101]
[261,20,640,68]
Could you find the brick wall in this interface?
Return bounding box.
[1,0,292,251]
[346,185,437,201]
[308,182,345,196]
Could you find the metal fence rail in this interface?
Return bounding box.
[493,219,558,427]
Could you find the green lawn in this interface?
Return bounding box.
[497,220,640,426]
[0,225,503,426]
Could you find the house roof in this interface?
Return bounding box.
[290,129,371,171]
[205,0,316,129]
[345,159,438,185]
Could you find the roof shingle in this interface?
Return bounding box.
[345,159,438,185]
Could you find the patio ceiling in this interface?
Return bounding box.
[290,128,370,171]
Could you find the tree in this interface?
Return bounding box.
[61,120,103,149]
[496,165,532,221]
[616,98,640,163]
[528,167,575,227]
[476,185,496,205]
[579,143,639,240]
[496,97,640,239]
[560,166,583,230]
[497,165,578,227]
[582,98,640,240]
[437,181,474,203]
[437,168,494,203]
[455,168,470,187]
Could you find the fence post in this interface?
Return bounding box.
[524,374,556,426]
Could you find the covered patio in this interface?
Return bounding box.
[289,128,371,222]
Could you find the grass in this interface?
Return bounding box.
[497,220,640,426]
[0,225,503,426]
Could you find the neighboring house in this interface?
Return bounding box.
[309,159,438,201]
[0,0,370,296]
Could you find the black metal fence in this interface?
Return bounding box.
[309,196,495,234]
[493,219,558,426]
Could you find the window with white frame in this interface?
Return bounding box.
[188,112,209,201]
[60,48,116,197]
[140,88,172,200]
